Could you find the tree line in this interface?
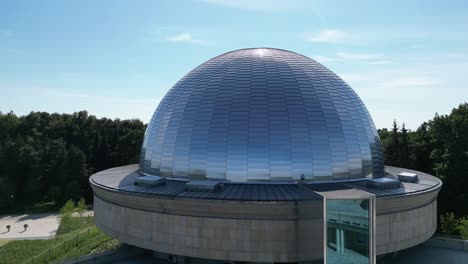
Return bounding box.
[378,103,468,221]
[0,103,467,222]
[0,111,146,212]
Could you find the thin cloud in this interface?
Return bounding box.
[165,33,202,44]
[201,0,298,12]
[48,90,157,105]
[312,52,390,65]
[339,74,374,82]
[391,77,437,87]
[146,25,206,44]
[313,55,336,63]
[305,30,347,43]
[0,87,159,123]
[365,61,393,65]
[336,52,383,60]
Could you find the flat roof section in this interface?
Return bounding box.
[89,165,441,202]
[345,166,441,197]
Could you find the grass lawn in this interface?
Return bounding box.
[0,240,9,247]
[0,216,121,264]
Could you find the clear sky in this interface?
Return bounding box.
[1,0,467,129]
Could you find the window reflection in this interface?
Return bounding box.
[327,199,370,264]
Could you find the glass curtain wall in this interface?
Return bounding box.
[326,199,371,264]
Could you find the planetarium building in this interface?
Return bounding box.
[90,48,442,264]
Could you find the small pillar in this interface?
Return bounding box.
[335,229,345,253]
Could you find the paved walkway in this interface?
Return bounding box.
[328,248,368,263]
[378,245,468,264]
[0,210,94,241]
[0,213,60,240]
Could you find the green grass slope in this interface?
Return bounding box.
[0,217,121,264]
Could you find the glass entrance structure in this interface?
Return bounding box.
[325,198,375,264]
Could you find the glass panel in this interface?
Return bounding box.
[327,199,370,264]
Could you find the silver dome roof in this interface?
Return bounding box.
[140,48,384,182]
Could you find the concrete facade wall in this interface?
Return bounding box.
[93,184,439,262]
[376,199,437,255]
[94,195,324,262]
[297,200,324,262]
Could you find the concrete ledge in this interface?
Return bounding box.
[376,187,440,215]
[91,184,297,220]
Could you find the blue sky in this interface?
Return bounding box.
[1,0,467,129]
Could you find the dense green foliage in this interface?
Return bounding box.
[0,111,146,211]
[440,212,468,239]
[458,218,468,239]
[0,103,467,231]
[440,212,458,236]
[379,103,468,218]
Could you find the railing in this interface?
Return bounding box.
[327,212,368,226]
[60,245,146,264]
[22,228,92,264]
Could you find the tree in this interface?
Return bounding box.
[60,199,76,232]
[383,120,400,166]
[60,199,75,215]
[0,110,146,212]
[458,218,468,239]
[440,212,458,236]
[379,103,468,218]
[76,198,87,218]
[60,145,88,203]
[430,104,468,216]
[410,122,434,174]
[400,123,410,168]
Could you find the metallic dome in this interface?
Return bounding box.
[140,48,384,182]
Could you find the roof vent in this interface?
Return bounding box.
[185,180,223,192]
[135,175,166,187]
[367,177,400,189]
[397,172,419,183]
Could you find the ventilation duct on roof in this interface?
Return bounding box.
[135,175,166,187]
[397,172,419,183]
[185,180,223,192]
[367,177,400,189]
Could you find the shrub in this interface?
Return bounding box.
[440,212,459,236]
[76,198,86,217]
[457,217,468,239]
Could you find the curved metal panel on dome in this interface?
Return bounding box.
[140,48,384,182]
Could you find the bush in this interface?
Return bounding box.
[440,212,459,236]
[60,200,75,216]
[440,212,468,239]
[457,218,468,239]
[58,198,91,235]
[76,198,86,217]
